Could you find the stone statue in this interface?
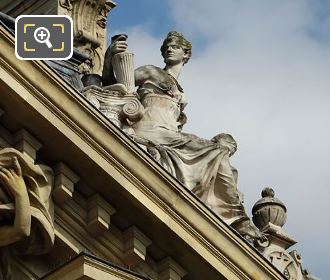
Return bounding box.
[102,31,264,241]
[0,155,31,247]
[0,148,54,279]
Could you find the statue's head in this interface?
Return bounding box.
[160,31,192,65]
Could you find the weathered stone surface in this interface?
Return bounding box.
[0,17,290,280]
[0,148,55,279]
[59,0,116,75]
[13,129,42,162]
[41,253,149,280]
[0,0,116,75]
[252,187,287,230]
[158,257,187,280]
[53,163,79,204]
[253,188,319,280]
[112,46,135,94]
[86,194,116,236]
[123,226,152,267]
[83,85,143,130]
[102,31,264,242]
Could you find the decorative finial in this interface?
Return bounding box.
[261,187,275,198]
[252,186,287,229]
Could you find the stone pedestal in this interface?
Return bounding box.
[83,86,144,131]
[255,223,303,280]
[253,188,319,280]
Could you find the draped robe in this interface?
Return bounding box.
[133,65,248,225]
[0,148,54,255]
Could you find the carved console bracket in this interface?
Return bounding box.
[83,86,143,130]
[53,162,80,204]
[158,257,187,280]
[86,193,116,236]
[14,129,42,161]
[123,226,152,267]
[59,0,116,74]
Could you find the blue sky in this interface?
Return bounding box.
[107,1,330,278]
[108,0,208,52]
[108,1,172,39]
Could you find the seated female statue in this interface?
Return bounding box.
[103,31,264,241]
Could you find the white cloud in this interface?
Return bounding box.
[108,26,163,68]
[107,2,330,277]
[170,1,330,277]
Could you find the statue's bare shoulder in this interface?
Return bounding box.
[135,65,167,86]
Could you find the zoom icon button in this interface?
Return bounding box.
[15,15,73,60]
[34,27,53,48]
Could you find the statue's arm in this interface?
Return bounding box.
[178,94,188,130]
[102,37,128,86]
[0,157,31,246]
[102,47,116,86]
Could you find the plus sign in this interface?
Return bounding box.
[37,30,47,40]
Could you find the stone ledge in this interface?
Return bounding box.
[40,253,148,280]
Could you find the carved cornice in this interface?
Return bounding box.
[40,253,149,280]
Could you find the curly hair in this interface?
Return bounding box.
[160,31,192,64]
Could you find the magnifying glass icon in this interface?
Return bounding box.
[34,27,53,48]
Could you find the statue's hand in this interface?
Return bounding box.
[0,157,26,198]
[211,134,237,156]
[109,37,128,56]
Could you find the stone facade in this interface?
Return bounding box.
[0,1,319,279]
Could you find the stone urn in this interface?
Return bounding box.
[252,187,287,230]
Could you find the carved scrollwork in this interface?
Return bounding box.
[82,86,143,128]
[256,238,270,248]
[266,250,302,280]
[88,95,101,109]
[290,250,303,265]
[59,0,73,10]
[122,99,144,123]
[97,0,114,28]
[63,0,116,74]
